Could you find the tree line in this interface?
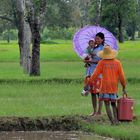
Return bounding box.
[0,0,140,76]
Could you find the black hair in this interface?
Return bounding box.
[96,32,105,45]
[88,40,94,44]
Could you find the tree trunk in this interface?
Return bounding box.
[131,21,136,41]
[16,0,31,74]
[118,13,124,43]
[30,18,40,76]
[27,0,47,76]
[16,0,25,66]
[23,22,31,74]
[95,0,102,25]
[138,29,140,38]
[7,28,10,43]
[7,34,10,43]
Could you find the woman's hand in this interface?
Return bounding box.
[90,60,98,64]
[91,53,96,57]
[84,60,92,63]
[122,88,127,95]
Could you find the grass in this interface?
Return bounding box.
[0,82,140,139]
[0,62,84,80]
[0,40,80,62]
[0,61,140,81]
[0,39,140,139]
[82,121,140,139]
[0,83,86,117]
[0,40,140,62]
[0,83,139,117]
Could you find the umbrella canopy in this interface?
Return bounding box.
[73,25,118,58]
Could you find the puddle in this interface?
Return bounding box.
[0,131,114,140]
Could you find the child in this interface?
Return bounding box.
[84,40,96,68]
[87,45,127,125]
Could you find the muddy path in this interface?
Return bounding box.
[0,115,109,131]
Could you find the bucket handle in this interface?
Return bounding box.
[123,93,128,98]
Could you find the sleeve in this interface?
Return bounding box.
[85,47,90,54]
[85,49,88,54]
[97,46,103,61]
[118,62,126,88]
[88,61,103,85]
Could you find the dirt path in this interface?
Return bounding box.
[0,115,109,131]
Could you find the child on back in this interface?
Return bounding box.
[87,45,127,125]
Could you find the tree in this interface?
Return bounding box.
[137,0,140,38]
[16,0,31,73]
[26,0,47,76]
[95,0,102,25]
[0,0,17,42]
[89,0,102,25]
[0,0,47,76]
[115,0,137,42]
[0,0,31,73]
[99,0,137,42]
[45,0,73,28]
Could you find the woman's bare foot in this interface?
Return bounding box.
[114,120,120,125]
[95,112,102,116]
[89,112,102,117]
[111,120,120,125]
[89,112,97,116]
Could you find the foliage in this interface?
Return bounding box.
[45,0,73,28]
[89,0,139,41]
[0,0,140,41]
[1,29,18,41]
[41,27,77,41]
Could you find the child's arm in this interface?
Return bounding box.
[118,62,126,94]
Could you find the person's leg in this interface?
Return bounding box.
[104,101,114,124]
[90,93,97,116]
[96,93,103,115]
[111,101,119,125]
[94,78,103,115]
[97,100,103,115]
[84,76,90,86]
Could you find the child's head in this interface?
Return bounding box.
[95,32,105,45]
[88,40,95,47]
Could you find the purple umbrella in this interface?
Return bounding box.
[73,25,118,58]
